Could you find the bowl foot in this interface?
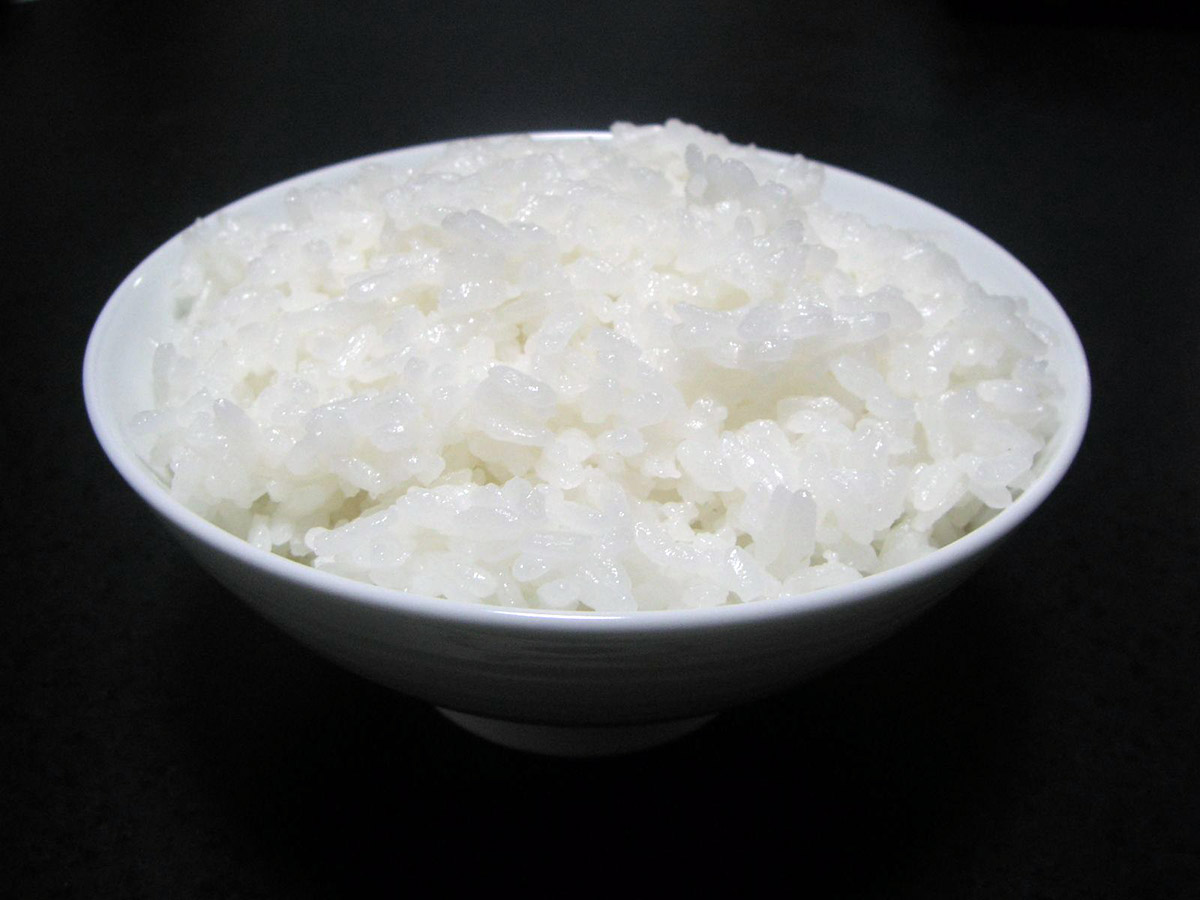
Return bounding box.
[438,709,716,756]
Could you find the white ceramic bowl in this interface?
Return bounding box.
[83,133,1090,755]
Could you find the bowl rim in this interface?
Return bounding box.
[82,129,1091,634]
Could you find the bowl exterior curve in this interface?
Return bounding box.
[164,514,996,724]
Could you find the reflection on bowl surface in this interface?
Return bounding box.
[84,127,1089,754]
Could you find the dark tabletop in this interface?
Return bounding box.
[3,1,1198,895]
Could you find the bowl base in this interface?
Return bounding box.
[438,709,715,756]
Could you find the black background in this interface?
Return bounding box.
[3,1,1198,895]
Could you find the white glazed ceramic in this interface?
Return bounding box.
[83,133,1090,755]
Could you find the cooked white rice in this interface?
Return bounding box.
[132,120,1062,612]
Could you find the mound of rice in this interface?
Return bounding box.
[133,120,1062,612]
